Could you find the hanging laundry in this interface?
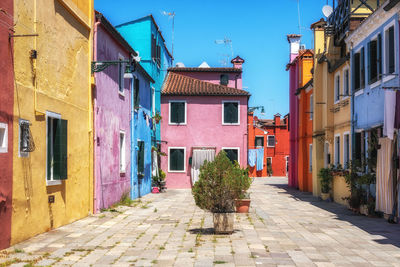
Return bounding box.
[384,90,396,140]
[256,148,264,171]
[376,138,394,214]
[248,149,257,167]
[394,91,400,129]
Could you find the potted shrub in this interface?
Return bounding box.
[192,151,246,234]
[152,169,166,193]
[232,163,252,213]
[318,167,333,200]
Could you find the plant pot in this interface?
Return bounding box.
[235,199,251,213]
[152,187,159,193]
[321,193,330,201]
[213,213,234,234]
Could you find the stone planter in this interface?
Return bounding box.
[213,213,234,234]
[235,199,251,213]
[321,192,330,201]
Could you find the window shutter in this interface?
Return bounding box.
[367,42,371,83]
[232,103,238,123]
[134,78,140,108]
[377,34,382,78]
[176,149,184,170]
[360,47,365,88]
[47,121,51,180]
[178,102,185,123]
[54,119,68,180]
[224,103,230,123]
[389,26,395,74]
[171,103,177,123]
[138,141,145,173]
[151,35,155,59]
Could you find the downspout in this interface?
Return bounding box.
[131,73,137,199]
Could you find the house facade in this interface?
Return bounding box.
[0,0,14,250]
[161,57,249,188]
[248,113,290,177]
[11,0,94,244]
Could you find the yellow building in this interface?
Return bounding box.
[311,0,378,204]
[11,0,93,244]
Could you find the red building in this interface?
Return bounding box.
[248,113,290,177]
[0,0,14,249]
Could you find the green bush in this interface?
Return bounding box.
[318,168,333,193]
[192,151,251,213]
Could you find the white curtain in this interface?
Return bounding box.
[376,138,393,214]
[152,150,159,177]
[191,149,215,185]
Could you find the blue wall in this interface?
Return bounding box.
[351,14,399,131]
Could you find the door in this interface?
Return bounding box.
[191,148,215,185]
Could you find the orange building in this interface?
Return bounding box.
[293,50,314,192]
[248,113,289,177]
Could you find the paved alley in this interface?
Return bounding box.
[1,177,400,266]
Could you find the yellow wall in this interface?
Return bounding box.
[333,175,350,205]
[11,0,93,244]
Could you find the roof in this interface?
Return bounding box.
[95,11,155,84]
[168,67,242,73]
[161,72,250,97]
[310,18,326,29]
[287,34,302,42]
[286,49,314,70]
[116,14,173,60]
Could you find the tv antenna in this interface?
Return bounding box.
[215,37,233,58]
[161,11,175,61]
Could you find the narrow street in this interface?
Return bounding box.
[2,177,400,267]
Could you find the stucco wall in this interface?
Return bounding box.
[288,62,299,188]
[0,0,14,250]
[11,0,93,245]
[161,96,248,188]
[94,25,131,212]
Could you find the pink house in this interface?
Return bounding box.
[160,57,250,188]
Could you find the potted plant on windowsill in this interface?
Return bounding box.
[318,167,333,200]
[192,151,247,234]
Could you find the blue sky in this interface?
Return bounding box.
[95,0,328,118]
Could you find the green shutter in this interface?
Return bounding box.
[54,119,67,180]
[224,103,238,124]
[177,102,185,123]
[377,34,382,79]
[170,149,184,171]
[138,141,144,173]
[171,103,177,123]
[47,119,51,180]
[389,26,395,73]
[134,78,140,109]
[361,47,365,88]
[367,42,371,83]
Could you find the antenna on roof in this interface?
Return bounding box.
[161,11,175,62]
[215,37,234,66]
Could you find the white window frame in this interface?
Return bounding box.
[151,87,156,116]
[222,100,240,125]
[0,122,8,153]
[255,135,264,148]
[120,130,126,173]
[334,134,341,166]
[169,100,187,125]
[342,67,350,99]
[168,147,186,173]
[222,147,240,164]
[309,94,313,120]
[334,73,341,104]
[343,131,350,169]
[118,53,125,96]
[309,144,313,172]
[46,111,62,186]
[267,135,275,147]
[383,20,397,83]
[18,119,30,157]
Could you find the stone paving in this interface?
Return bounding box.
[2,177,400,266]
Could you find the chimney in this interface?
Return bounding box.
[287,34,301,62]
[274,113,281,126]
[231,56,245,69]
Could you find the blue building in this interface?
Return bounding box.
[116,15,173,155]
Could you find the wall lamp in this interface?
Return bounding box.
[91,53,140,77]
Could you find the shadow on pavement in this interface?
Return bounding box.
[266,181,400,248]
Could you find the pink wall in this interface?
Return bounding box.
[94,24,131,212]
[161,95,248,188]
[178,72,242,89]
[288,62,299,188]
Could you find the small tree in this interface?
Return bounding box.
[318,167,333,193]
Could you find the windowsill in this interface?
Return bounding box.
[354,89,364,97]
[341,96,350,101]
[334,99,340,105]
[169,122,187,125]
[267,146,275,148]
[118,91,125,98]
[222,123,240,126]
[369,80,381,89]
[383,74,396,83]
[47,180,62,186]
[0,147,7,153]
[168,170,186,173]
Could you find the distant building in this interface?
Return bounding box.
[248,113,290,177]
[160,57,249,188]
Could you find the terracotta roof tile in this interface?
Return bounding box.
[168,67,242,73]
[162,72,250,96]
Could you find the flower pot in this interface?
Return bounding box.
[235,199,251,213]
[152,187,159,193]
[213,213,234,234]
[321,192,330,201]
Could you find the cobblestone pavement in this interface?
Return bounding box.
[2,177,400,266]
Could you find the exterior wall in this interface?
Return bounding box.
[288,62,299,188]
[161,96,248,188]
[179,72,242,89]
[0,0,14,250]
[248,114,289,177]
[93,25,131,212]
[11,0,93,244]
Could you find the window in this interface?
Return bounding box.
[137,140,145,174]
[169,147,185,172]
[47,113,68,183]
[309,144,313,172]
[0,122,7,153]
[267,157,272,175]
[334,74,340,102]
[353,48,365,92]
[151,34,161,68]
[134,78,140,109]
[169,101,186,124]
[354,132,363,164]
[385,25,395,75]
[222,101,239,124]
[344,69,349,96]
[334,135,340,166]
[343,133,350,169]
[220,74,229,86]
[267,135,275,147]
[120,131,126,173]
[19,119,34,157]
[151,87,155,116]
[324,142,330,168]
[255,136,264,147]
[367,35,382,84]
[222,148,239,164]
[118,55,125,94]
[310,94,313,120]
